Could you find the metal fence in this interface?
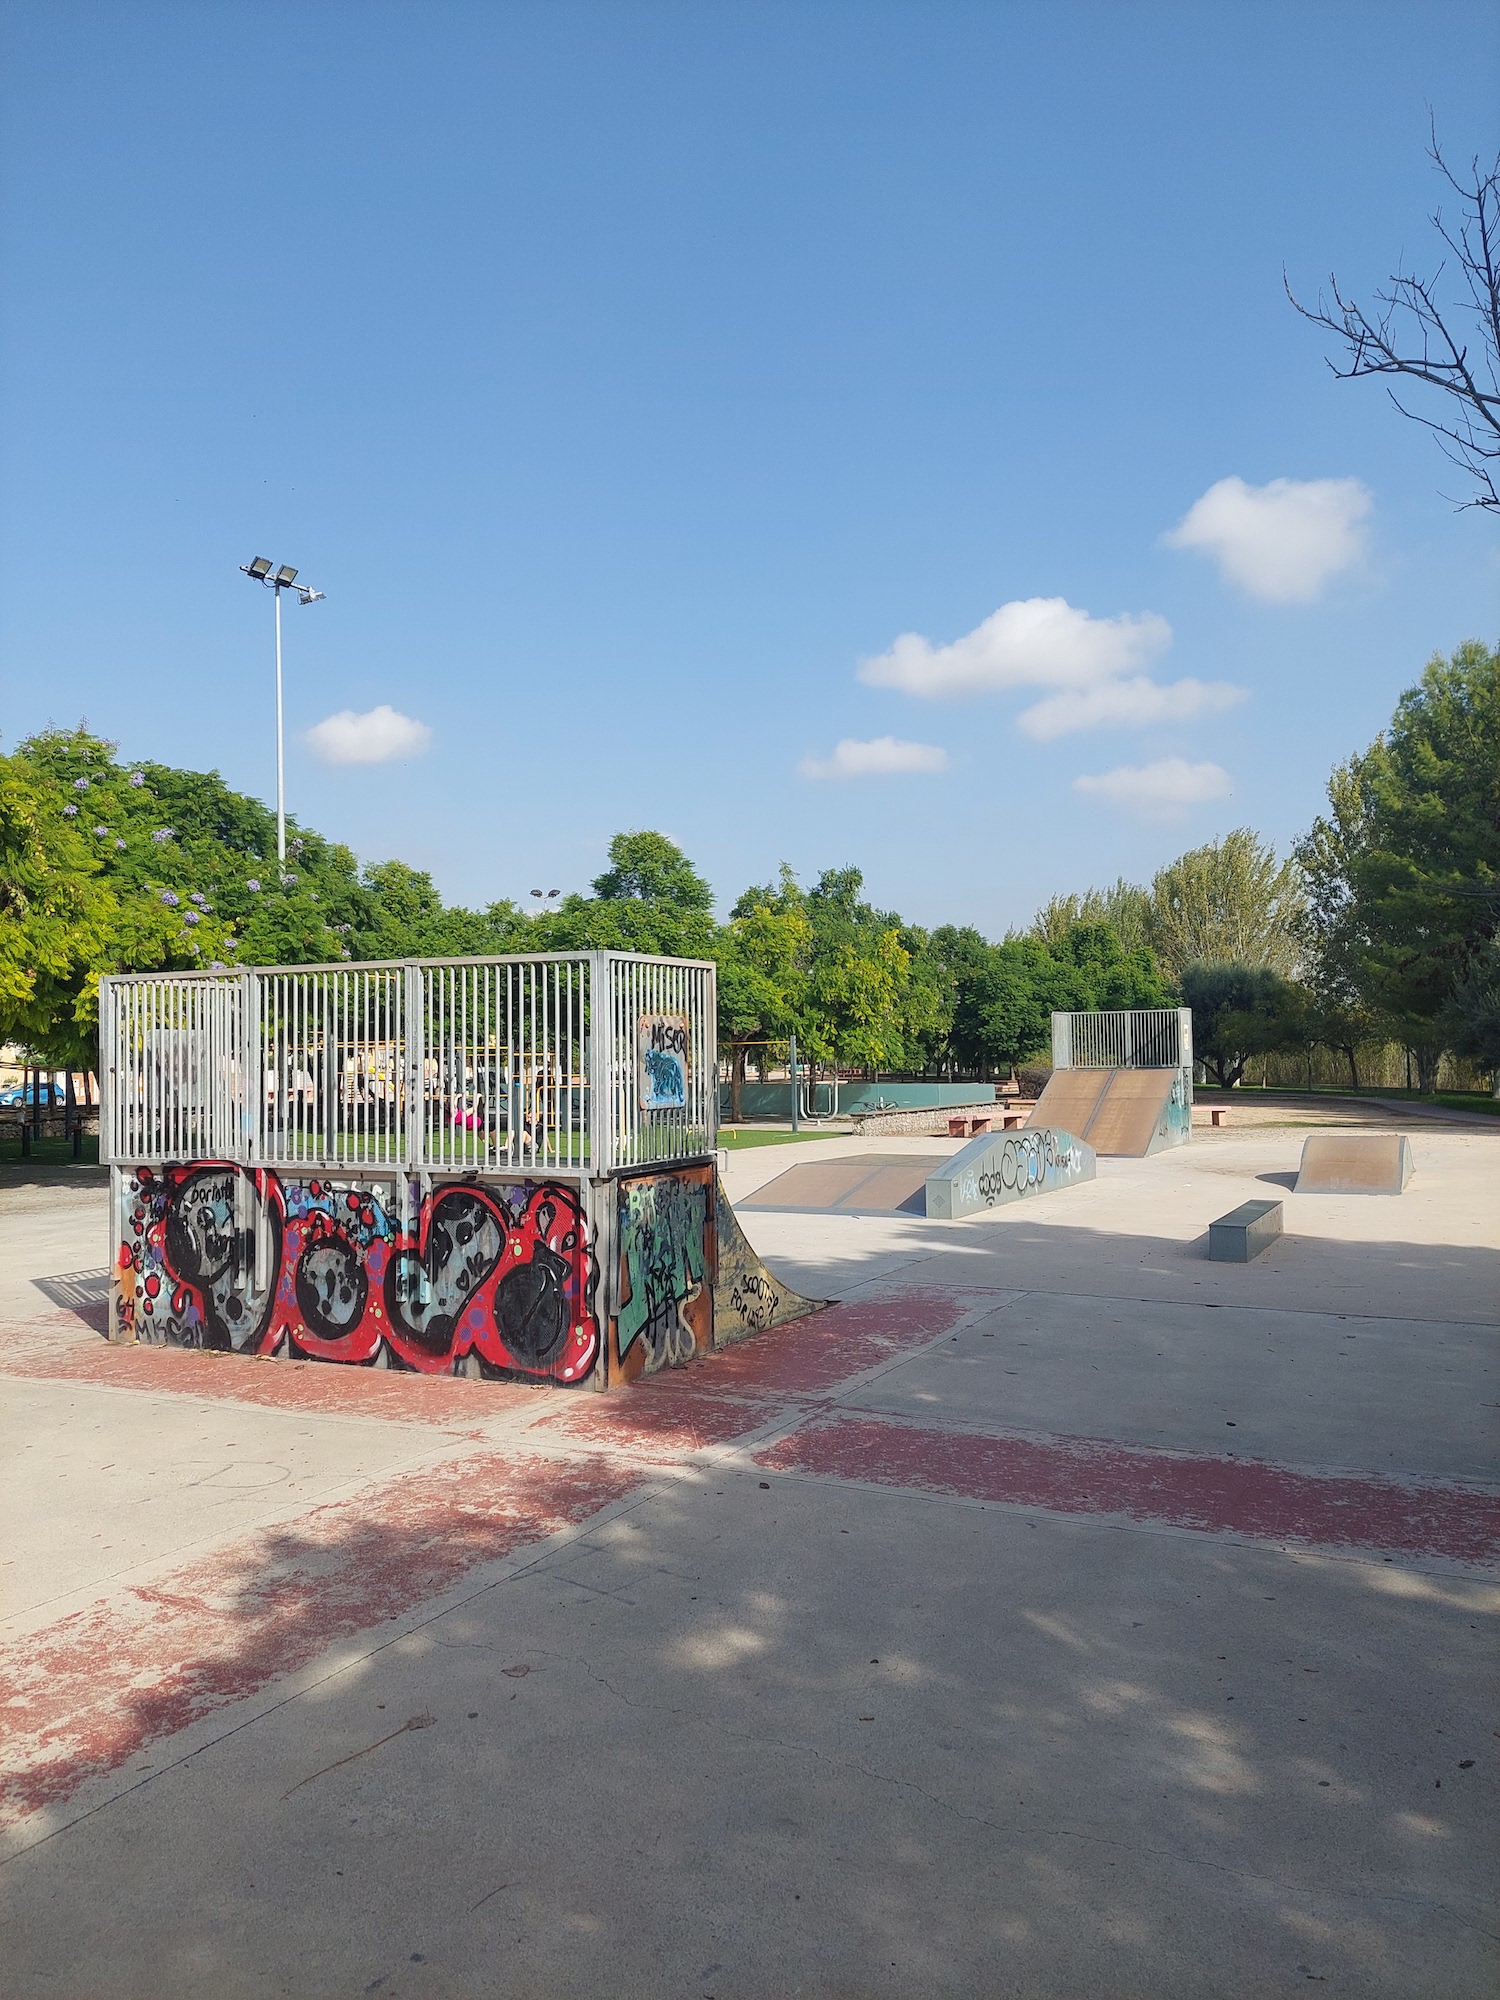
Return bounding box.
[100,952,717,1177]
[1051,1007,1193,1074]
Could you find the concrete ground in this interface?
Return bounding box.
[0,1121,1496,1999]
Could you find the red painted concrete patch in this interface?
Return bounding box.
[755,1415,1500,1565]
[0,1328,547,1429]
[704,1290,982,1393]
[0,1450,641,1828]
[542,1386,777,1458]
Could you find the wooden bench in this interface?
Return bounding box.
[1207,1198,1282,1263]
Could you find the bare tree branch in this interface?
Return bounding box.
[1286,126,1500,512]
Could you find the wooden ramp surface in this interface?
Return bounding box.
[1295,1132,1414,1194]
[1026,1067,1178,1157]
[741,1153,937,1214]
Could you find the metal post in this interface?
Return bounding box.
[789,1033,799,1132]
[274,583,286,866]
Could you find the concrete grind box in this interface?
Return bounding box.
[101,953,816,1389]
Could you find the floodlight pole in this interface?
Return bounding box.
[240,559,324,870]
[274,583,286,865]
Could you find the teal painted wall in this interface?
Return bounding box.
[719,1080,998,1121]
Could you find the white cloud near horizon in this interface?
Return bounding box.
[306,705,433,765]
[860,597,1171,698]
[798,735,950,780]
[1073,757,1233,819]
[1163,475,1371,602]
[856,595,1243,738]
[1018,674,1247,741]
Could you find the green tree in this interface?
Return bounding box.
[0,750,118,1060]
[1032,878,1154,956]
[801,868,944,1082]
[716,869,811,1121]
[1182,961,1306,1089]
[538,831,717,960]
[1295,642,1500,1090]
[1439,944,1500,1093]
[1147,829,1304,980]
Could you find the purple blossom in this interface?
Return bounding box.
[62,804,79,817]
[246,878,262,893]
[281,873,299,887]
[160,890,179,908]
[189,892,207,907]
[208,961,227,972]
[93,825,109,837]
[73,776,90,791]
[223,937,238,951]
[128,772,146,787]
[182,910,201,926]
[114,838,127,850]
[151,827,175,844]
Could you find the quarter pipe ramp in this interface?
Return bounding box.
[1026,1067,1190,1157]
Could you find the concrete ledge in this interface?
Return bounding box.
[1208,1199,1283,1262]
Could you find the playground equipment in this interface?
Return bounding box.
[1295,1132,1414,1195]
[100,952,815,1388]
[1027,1008,1193,1157]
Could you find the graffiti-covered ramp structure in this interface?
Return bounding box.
[100,952,816,1390]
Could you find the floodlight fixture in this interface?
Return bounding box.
[274,565,299,586]
[245,556,273,580]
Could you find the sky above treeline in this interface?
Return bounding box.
[1,2,1496,930]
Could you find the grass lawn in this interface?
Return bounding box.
[0,1131,102,1167]
[719,1127,843,1150]
[1193,1085,1500,1117]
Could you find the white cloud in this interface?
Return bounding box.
[797,736,950,781]
[305,705,433,765]
[859,596,1172,698]
[1017,675,1247,741]
[1073,757,1233,819]
[1163,475,1371,602]
[854,595,1244,739]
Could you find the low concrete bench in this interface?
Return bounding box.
[1207,1198,1282,1263]
[1209,1107,1227,1127]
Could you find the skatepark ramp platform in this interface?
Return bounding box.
[99,952,824,1390]
[742,1134,1097,1220]
[1295,1133,1414,1195]
[741,1154,932,1215]
[1026,1066,1190,1157]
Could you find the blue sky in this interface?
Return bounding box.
[2,1,1496,932]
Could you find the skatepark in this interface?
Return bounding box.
[0,976,1496,1998]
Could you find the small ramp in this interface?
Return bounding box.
[713,1176,824,1344]
[1295,1133,1414,1195]
[926,1127,1095,1218]
[739,1153,933,1215]
[1027,1067,1190,1157]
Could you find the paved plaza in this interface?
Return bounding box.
[1,1115,1496,1997]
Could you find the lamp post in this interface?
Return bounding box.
[240,558,325,866]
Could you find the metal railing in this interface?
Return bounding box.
[100,951,716,1176]
[1051,1007,1193,1073]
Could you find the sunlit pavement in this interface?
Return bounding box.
[1,1126,1496,1999]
